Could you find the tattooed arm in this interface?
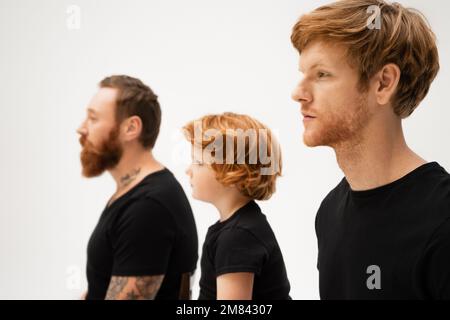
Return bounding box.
[105,275,165,300]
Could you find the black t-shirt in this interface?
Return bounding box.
[198,200,291,300]
[85,168,198,300]
[317,162,450,300]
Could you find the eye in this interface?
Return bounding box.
[192,159,204,166]
[317,71,329,79]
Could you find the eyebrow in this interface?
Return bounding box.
[299,62,328,73]
[87,108,97,115]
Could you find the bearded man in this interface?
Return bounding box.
[77,75,198,300]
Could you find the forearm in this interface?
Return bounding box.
[105,275,165,300]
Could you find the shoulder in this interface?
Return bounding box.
[425,163,450,202]
[218,226,264,244]
[134,169,184,199]
[215,222,270,258]
[107,196,177,247]
[116,196,176,231]
[214,227,270,261]
[128,168,192,219]
[418,163,450,220]
[138,170,192,213]
[228,202,277,243]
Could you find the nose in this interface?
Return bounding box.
[291,81,312,105]
[77,121,87,136]
[185,165,192,177]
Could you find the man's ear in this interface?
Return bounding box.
[122,116,143,142]
[373,63,401,106]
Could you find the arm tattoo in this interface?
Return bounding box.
[135,276,165,299]
[105,277,128,300]
[105,275,165,300]
[125,291,140,300]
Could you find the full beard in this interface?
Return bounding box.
[303,93,371,149]
[79,127,123,178]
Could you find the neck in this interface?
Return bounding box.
[213,191,252,222]
[334,117,426,191]
[108,145,164,193]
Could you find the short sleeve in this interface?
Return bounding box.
[111,198,176,276]
[214,227,268,276]
[421,218,450,299]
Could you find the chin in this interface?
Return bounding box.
[303,126,337,148]
[192,192,212,204]
[303,133,322,147]
[191,191,203,201]
[81,167,105,178]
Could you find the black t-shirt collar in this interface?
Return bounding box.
[209,200,260,232]
[105,167,170,210]
[344,161,441,198]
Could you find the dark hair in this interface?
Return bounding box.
[99,75,161,149]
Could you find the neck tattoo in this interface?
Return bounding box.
[120,167,141,188]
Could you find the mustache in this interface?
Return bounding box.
[79,135,86,147]
[79,135,101,155]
